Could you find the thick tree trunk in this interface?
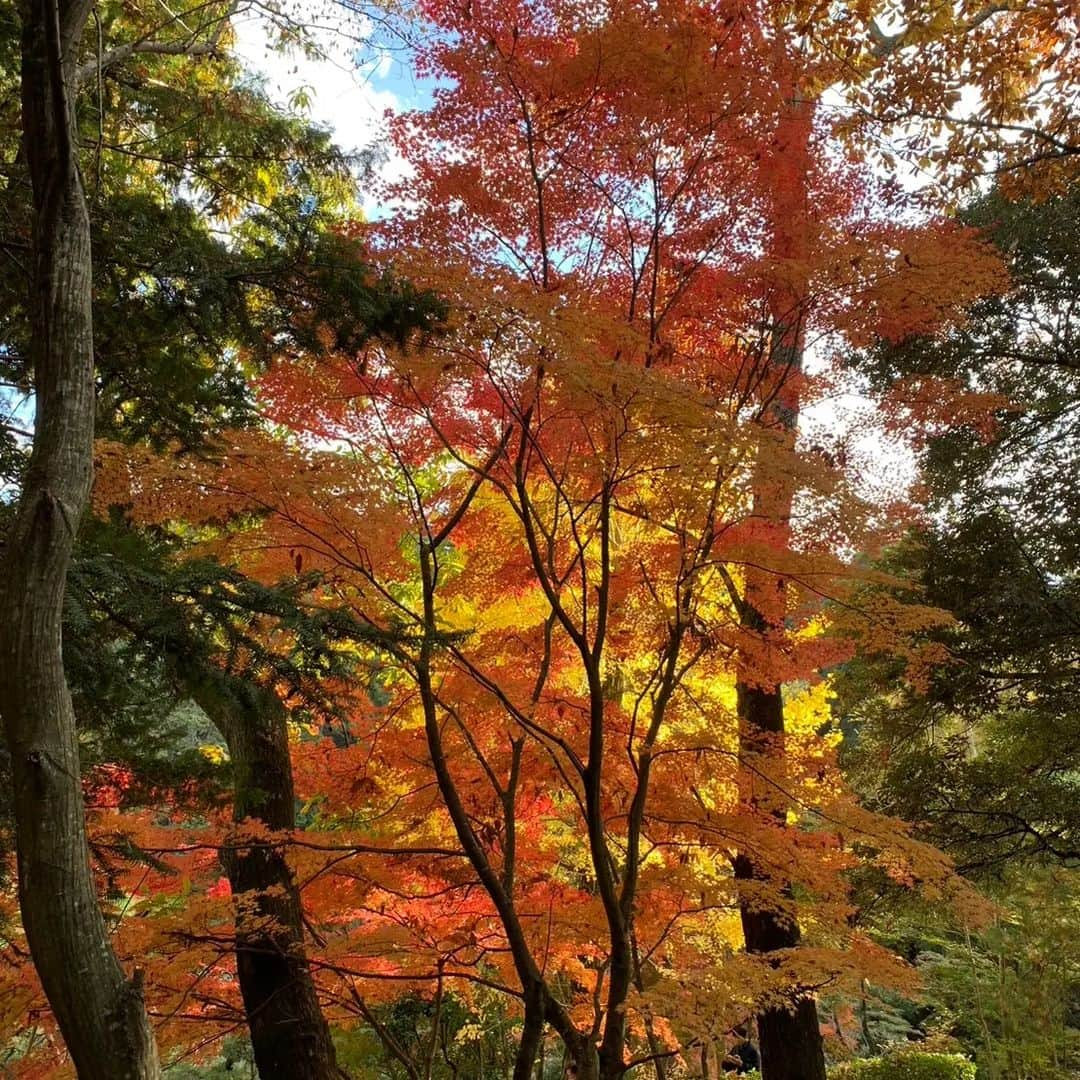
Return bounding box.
[197,685,344,1080]
[734,686,826,1080]
[0,3,162,1076]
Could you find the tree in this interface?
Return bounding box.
[0,0,164,1073]
[0,2,437,1072]
[730,71,827,1080]
[839,185,1080,874]
[88,4,1004,1078]
[63,528,364,1080]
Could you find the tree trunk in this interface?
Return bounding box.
[513,993,544,1080]
[567,1042,600,1080]
[732,79,826,1080]
[0,3,162,1076]
[734,687,826,1080]
[197,684,344,1080]
[733,405,827,1080]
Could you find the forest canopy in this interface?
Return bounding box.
[0,1,1077,1078]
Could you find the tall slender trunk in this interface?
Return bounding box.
[732,86,826,1080]
[196,685,344,1080]
[0,3,161,1075]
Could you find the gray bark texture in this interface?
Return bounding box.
[0,1,162,1076]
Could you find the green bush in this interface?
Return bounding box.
[828,1050,975,1080]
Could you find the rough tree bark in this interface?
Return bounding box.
[0,2,162,1075]
[196,684,346,1080]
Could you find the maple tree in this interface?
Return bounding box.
[5,0,1071,1077]
[74,4,1008,1079]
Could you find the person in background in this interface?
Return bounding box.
[722,1024,761,1074]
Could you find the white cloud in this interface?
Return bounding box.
[231,10,410,216]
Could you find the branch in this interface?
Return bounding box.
[74,0,237,85]
[869,2,1008,57]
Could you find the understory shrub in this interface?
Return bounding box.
[828,1050,976,1080]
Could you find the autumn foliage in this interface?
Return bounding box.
[0,0,1027,1077]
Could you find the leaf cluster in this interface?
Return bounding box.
[840,185,1080,873]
